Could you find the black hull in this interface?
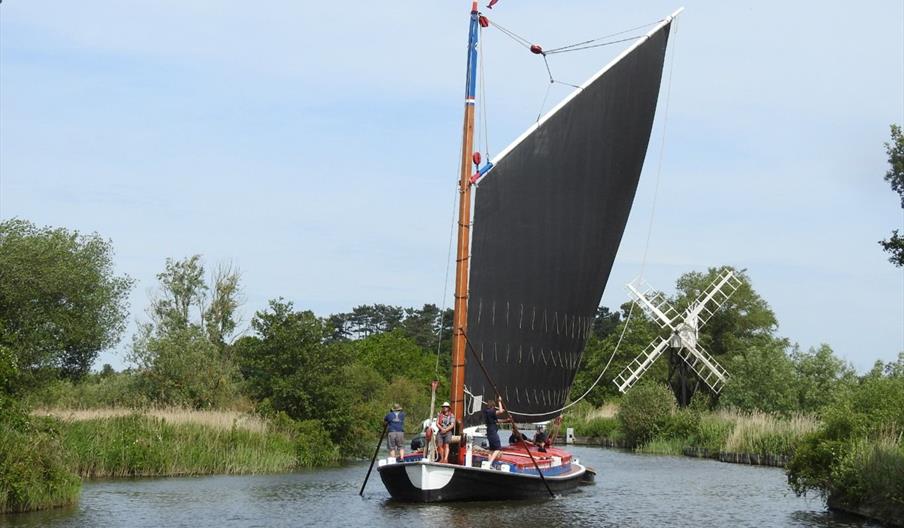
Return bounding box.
[377,461,586,502]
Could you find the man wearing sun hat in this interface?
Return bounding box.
[436,401,455,464]
[384,403,406,460]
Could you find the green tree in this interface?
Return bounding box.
[131,326,237,408]
[151,255,207,332]
[0,219,133,381]
[571,302,661,406]
[352,329,437,385]
[591,306,622,340]
[204,262,242,352]
[234,299,364,450]
[572,267,783,407]
[720,340,796,414]
[879,124,904,267]
[791,343,856,413]
[131,255,242,407]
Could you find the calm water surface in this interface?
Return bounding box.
[1,447,879,528]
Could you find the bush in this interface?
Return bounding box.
[788,376,904,503]
[658,409,700,441]
[292,419,341,468]
[617,384,674,448]
[0,401,80,513]
[830,432,904,508]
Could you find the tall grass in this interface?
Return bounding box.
[637,437,685,456]
[562,401,622,440]
[58,413,340,478]
[36,407,268,434]
[722,411,818,457]
[692,413,734,452]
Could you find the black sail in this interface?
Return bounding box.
[463,21,672,425]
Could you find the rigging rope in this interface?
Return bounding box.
[433,145,464,376]
[506,15,682,419]
[489,17,659,116]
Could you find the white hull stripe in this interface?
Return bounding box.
[405,463,456,490]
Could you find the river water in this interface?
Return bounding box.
[1,447,880,528]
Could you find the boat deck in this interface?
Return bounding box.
[395,443,578,476]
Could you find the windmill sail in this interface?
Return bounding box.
[463,18,674,424]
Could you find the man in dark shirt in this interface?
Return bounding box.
[533,424,548,452]
[484,397,507,465]
[384,404,406,459]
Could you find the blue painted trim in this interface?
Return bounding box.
[478,162,494,176]
[464,10,479,101]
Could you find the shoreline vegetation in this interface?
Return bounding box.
[45,407,341,478]
[562,383,904,527]
[0,404,343,514]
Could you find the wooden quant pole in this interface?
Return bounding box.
[359,421,389,496]
[449,1,480,447]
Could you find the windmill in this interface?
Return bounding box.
[613,269,742,406]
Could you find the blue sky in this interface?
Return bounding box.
[1,1,902,372]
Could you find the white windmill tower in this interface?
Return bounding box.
[613,269,742,406]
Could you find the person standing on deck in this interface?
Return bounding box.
[436,402,455,464]
[484,397,508,466]
[384,404,406,459]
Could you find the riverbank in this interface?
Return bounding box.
[562,392,903,527]
[1,408,343,513]
[47,409,341,478]
[562,406,817,465]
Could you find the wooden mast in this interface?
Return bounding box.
[450,1,480,443]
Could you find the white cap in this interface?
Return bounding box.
[441,401,450,407]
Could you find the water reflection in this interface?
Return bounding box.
[0,447,881,528]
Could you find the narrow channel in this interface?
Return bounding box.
[0,447,881,528]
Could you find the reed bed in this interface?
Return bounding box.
[636,437,685,456]
[721,410,818,457]
[565,403,820,461]
[59,414,297,478]
[35,407,269,434]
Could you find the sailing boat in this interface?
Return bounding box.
[377,3,681,502]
